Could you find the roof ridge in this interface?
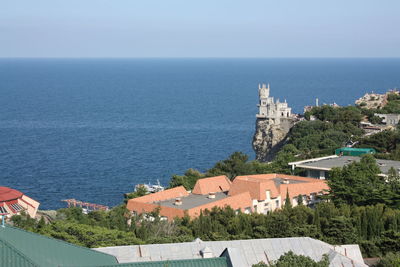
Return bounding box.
[0,235,40,267]
[88,257,228,267]
[101,236,314,248]
[2,224,119,260]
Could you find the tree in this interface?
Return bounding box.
[377,252,400,267]
[313,208,321,232]
[284,189,292,209]
[169,169,205,190]
[124,185,148,202]
[267,251,329,267]
[297,194,304,205]
[328,154,393,207]
[206,152,253,180]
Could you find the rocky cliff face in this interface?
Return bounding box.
[252,118,294,162]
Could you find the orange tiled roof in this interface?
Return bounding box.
[127,173,329,219]
[128,186,189,204]
[187,191,253,217]
[192,175,232,195]
[229,173,328,200]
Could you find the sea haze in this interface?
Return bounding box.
[1,58,400,209]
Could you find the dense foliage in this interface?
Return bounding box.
[253,251,329,267]
[124,185,148,202]
[328,155,400,208]
[377,93,400,114]
[286,119,363,158]
[377,252,400,267]
[357,129,400,160]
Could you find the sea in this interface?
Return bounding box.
[1,58,400,210]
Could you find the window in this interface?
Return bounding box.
[10,203,24,212]
[275,200,279,207]
[0,206,7,214]
[264,207,270,215]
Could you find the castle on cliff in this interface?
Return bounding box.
[256,83,292,124]
[253,83,295,162]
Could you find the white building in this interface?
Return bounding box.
[256,83,292,124]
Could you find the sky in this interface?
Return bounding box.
[1,0,399,58]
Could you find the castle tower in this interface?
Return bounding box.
[256,83,292,123]
[258,83,270,99]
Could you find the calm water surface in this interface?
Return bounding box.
[1,58,400,209]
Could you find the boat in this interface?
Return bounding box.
[134,180,165,194]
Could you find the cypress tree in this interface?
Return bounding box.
[284,189,292,209]
[313,208,321,232]
[297,194,304,205]
[361,209,368,239]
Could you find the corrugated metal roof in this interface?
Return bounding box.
[94,237,368,267]
[0,239,38,267]
[98,257,228,267]
[0,225,118,267]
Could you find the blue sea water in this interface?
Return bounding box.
[1,58,400,210]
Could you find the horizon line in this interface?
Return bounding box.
[1,56,400,60]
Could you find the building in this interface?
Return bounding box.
[289,155,400,179]
[256,83,292,123]
[127,174,328,220]
[0,223,367,267]
[0,224,118,267]
[335,147,376,156]
[127,176,253,221]
[0,186,40,218]
[0,224,227,267]
[229,174,329,213]
[94,237,367,267]
[375,113,400,126]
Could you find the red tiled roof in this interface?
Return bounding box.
[127,173,329,219]
[0,187,23,202]
[229,174,328,200]
[127,186,189,204]
[192,175,232,195]
[187,192,253,217]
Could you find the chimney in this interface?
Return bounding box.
[200,247,213,258]
[282,179,289,184]
[174,197,182,206]
[208,192,216,199]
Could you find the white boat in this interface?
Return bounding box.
[135,180,164,194]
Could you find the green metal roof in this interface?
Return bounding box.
[98,257,228,267]
[0,238,38,267]
[0,225,118,267]
[336,147,376,152]
[335,147,376,156]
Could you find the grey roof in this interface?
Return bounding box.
[272,178,306,187]
[291,155,400,174]
[94,237,367,267]
[155,192,229,210]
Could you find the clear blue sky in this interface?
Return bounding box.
[1,0,399,58]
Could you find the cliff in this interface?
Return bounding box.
[252,118,294,162]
